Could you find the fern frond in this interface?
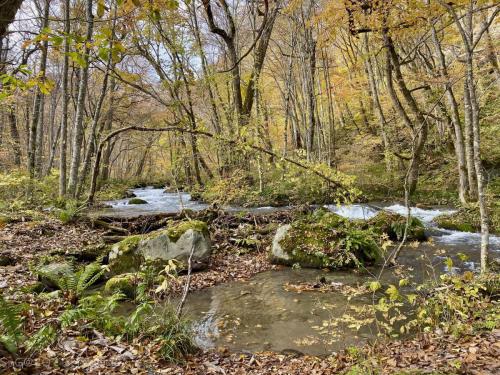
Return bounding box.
[76,262,105,296]
[0,295,25,354]
[24,324,56,353]
[59,307,87,328]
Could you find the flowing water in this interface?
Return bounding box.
[103,188,499,355]
[98,187,288,217]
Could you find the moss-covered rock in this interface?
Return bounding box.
[107,235,143,275]
[128,198,148,205]
[107,221,211,275]
[434,205,499,234]
[165,220,209,242]
[37,262,73,289]
[271,211,382,270]
[104,273,137,298]
[367,211,427,241]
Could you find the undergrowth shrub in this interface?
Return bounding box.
[60,294,195,363]
[37,261,106,304]
[200,162,359,206]
[0,295,57,355]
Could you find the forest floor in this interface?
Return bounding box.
[1,212,499,374]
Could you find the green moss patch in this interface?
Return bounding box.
[367,211,426,241]
[104,273,138,298]
[434,205,499,234]
[277,211,382,269]
[165,220,208,242]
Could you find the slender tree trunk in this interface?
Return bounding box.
[8,107,22,166]
[467,53,489,271]
[28,0,50,177]
[430,23,468,203]
[45,123,61,174]
[68,0,93,196]
[364,33,391,171]
[59,0,70,196]
[463,74,478,199]
[384,33,428,194]
[77,36,114,197]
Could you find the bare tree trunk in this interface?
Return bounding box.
[438,0,497,271]
[0,0,23,38]
[384,32,428,194]
[364,33,391,171]
[100,75,115,182]
[8,107,22,166]
[28,0,50,177]
[463,77,478,199]
[68,0,93,196]
[77,26,114,197]
[282,21,296,156]
[59,0,70,196]
[430,23,469,203]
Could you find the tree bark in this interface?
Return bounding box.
[384,32,428,194]
[8,106,22,166]
[68,0,94,196]
[27,0,50,177]
[59,0,70,196]
[0,0,23,38]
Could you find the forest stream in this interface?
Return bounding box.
[105,188,500,356]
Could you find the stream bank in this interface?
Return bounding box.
[1,189,499,373]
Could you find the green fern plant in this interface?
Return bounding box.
[0,295,56,355]
[38,261,106,304]
[57,199,84,224]
[24,324,57,353]
[59,292,126,335]
[0,295,25,354]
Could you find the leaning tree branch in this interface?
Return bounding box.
[87,124,347,204]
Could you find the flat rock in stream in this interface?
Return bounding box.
[107,220,211,275]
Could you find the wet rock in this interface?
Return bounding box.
[270,224,292,264]
[128,198,148,205]
[123,191,137,198]
[107,220,211,275]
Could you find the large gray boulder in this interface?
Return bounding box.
[107,220,211,275]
